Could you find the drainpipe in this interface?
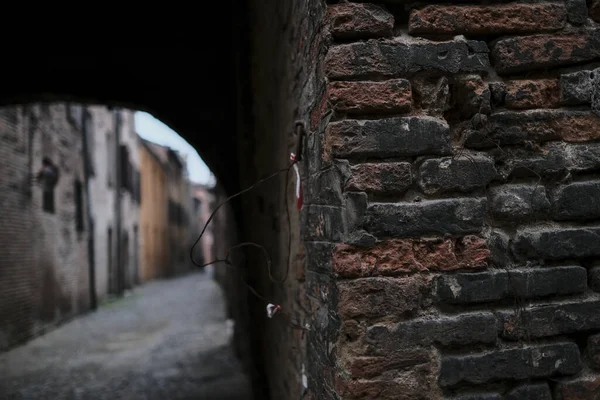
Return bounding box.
[114,108,123,297]
[81,109,97,310]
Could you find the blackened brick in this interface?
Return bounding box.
[328,80,412,115]
[552,181,600,220]
[364,198,487,238]
[439,342,582,387]
[489,184,550,220]
[346,349,433,379]
[327,3,394,40]
[436,266,587,304]
[505,382,551,400]
[418,154,496,195]
[409,4,566,36]
[366,312,497,352]
[305,242,335,273]
[325,117,451,159]
[493,144,569,179]
[590,266,600,292]
[325,38,490,80]
[587,333,600,371]
[566,0,589,25]
[452,75,491,118]
[492,30,600,74]
[346,162,412,195]
[303,205,344,241]
[465,110,600,149]
[513,226,600,260]
[499,299,600,340]
[561,70,593,105]
[448,394,500,400]
[592,0,600,22]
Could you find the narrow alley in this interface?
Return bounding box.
[0,272,252,400]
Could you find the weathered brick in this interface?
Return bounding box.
[452,75,491,118]
[327,3,394,40]
[587,334,600,371]
[411,75,450,117]
[561,70,593,105]
[513,226,600,260]
[555,375,600,400]
[439,342,582,387]
[344,191,367,232]
[364,198,487,238]
[418,154,496,195]
[436,266,587,304]
[346,162,412,194]
[325,38,490,80]
[499,299,600,340]
[492,144,568,179]
[489,184,550,220]
[305,242,335,273]
[307,166,344,205]
[492,30,600,74]
[566,0,589,25]
[328,80,412,115]
[465,110,600,149]
[505,382,551,400]
[593,68,600,117]
[367,312,497,351]
[409,3,566,36]
[337,276,431,320]
[552,181,600,221]
[448,394,500,400]
[302,205,344,241]
[590,266,600,293]
[503,79,560,109]
[325,117,451,159]
[346,349,433,379]
[333,236,489,278]
[592,0,600,22]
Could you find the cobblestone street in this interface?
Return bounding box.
[0,271,252,400]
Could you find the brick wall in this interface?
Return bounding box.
[304,1,600,399]
[0,104,89,351]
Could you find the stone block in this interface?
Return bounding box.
[346,162,412,195]
[364,198,487,238]
[561,70,593,105]
[552,180,600,220]
[409,3,566,36]
[566,0,589,25]
[325,38,489,80]
[328,80,412,115]
[325,117,451,159]
[492,30,600,74]
[332,236,489,278]
[302,205,344,241]
[587,333,600,371]
[489,184,550,220]
[436,266,587,304]
[505,382,551,400]
[590,266,600,293]
[513,226,600,260]
[439,342,582,387]
[327,2,394,40]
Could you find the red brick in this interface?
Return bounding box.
[504,79,561,109]
[328,79,412,114]
[328,3,393,40]
[332,236,489,278]
[492,30,600,74]
[345,162,412,194]
[592,0,600,22]
[337,276,432,320]
[557,375,600,400]
[409,3,566,36]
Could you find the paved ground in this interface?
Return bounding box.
[0,271,253,400]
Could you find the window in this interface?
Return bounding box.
[75,180,84,232]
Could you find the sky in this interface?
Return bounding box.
[135,111,216,187]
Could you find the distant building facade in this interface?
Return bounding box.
[139,139,169,282]
[0,104,91,351]
[190,183,216,271]
[88,107,140,301]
